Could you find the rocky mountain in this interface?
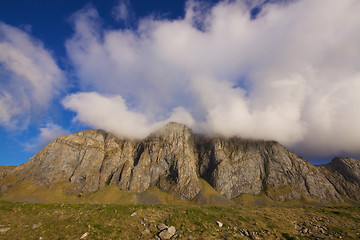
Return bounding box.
[0,122,359,203]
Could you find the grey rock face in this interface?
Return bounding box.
[0,122,359,202]
[325,157,360,187]
[7,129,109,192]
[320,157,360,201]
[0,123,201,200]
[128,122,201,199]
[197,137,266,197]
[196,137,342,201]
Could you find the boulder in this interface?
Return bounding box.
[158,226,176,239]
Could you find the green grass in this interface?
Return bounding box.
[0,201,359,239]
[85,184,134,204]
[1,180,360,239]
[0,178,234,206]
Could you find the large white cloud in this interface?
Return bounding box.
[62,92,194,139]
[0,23,65,128]
[64,0,360,159]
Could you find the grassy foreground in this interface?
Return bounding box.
[0,201,359,240]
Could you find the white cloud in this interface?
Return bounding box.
[0,22,65,128]
[112,0,130,23]
[62,92,194,139]
[64,0,360,159]
[25,123,69,151]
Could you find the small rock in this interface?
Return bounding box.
[157,223,168,231]
[312,233,324,239]
[143,217,148,222]
[22,225,29,228]
[173,233,181,238]
[0,227,10,233]
[131,212,137,217]
[216,221,223,227]
[188,236,195,240]
[32,224,42,229]
[159,226,176,239]
[301,228,309,234]
[80,232,89,239]
[142,228,151,235]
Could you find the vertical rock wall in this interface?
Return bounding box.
[1,122,359,202]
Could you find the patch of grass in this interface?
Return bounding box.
[193,179,234,206]
[233,191,274,206]
[282,233,297,240]
[1,180,360,239]
[0,180,80,203]
[137,186,182,204]
[0,201,359,239]
[330,210,353,218]
[84,184,134,204]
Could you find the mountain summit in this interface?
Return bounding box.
[0,122,359,203]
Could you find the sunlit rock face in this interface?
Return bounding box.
[196,136,343,201]
[1,122,359,202]
[320,157,360,201]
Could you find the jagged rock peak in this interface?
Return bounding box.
[55,129,108,146]
[325,157,360,187]
[329,157,360,166]
[150,122,193,138]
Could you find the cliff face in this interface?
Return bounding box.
[320,157,360,201]
[196,137,343,201]
[1,122,359,202]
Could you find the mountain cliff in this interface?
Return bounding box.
[0,122,359,203]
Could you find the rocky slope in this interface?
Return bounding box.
[0,122,359,202]
[0,166,16,180]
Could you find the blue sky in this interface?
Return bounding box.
[1,0,360,166]
[2,0,197,166]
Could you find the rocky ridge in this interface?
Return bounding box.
[0,122,359,202]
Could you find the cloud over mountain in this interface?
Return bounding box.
[62,92,194,139]
[63,0,360,159]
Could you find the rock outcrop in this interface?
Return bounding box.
[0,166,16,180]
[196,137,342,201]
[320,157,360,201]
[0,122,359,202]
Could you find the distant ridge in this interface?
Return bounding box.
[0,122,359,203]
